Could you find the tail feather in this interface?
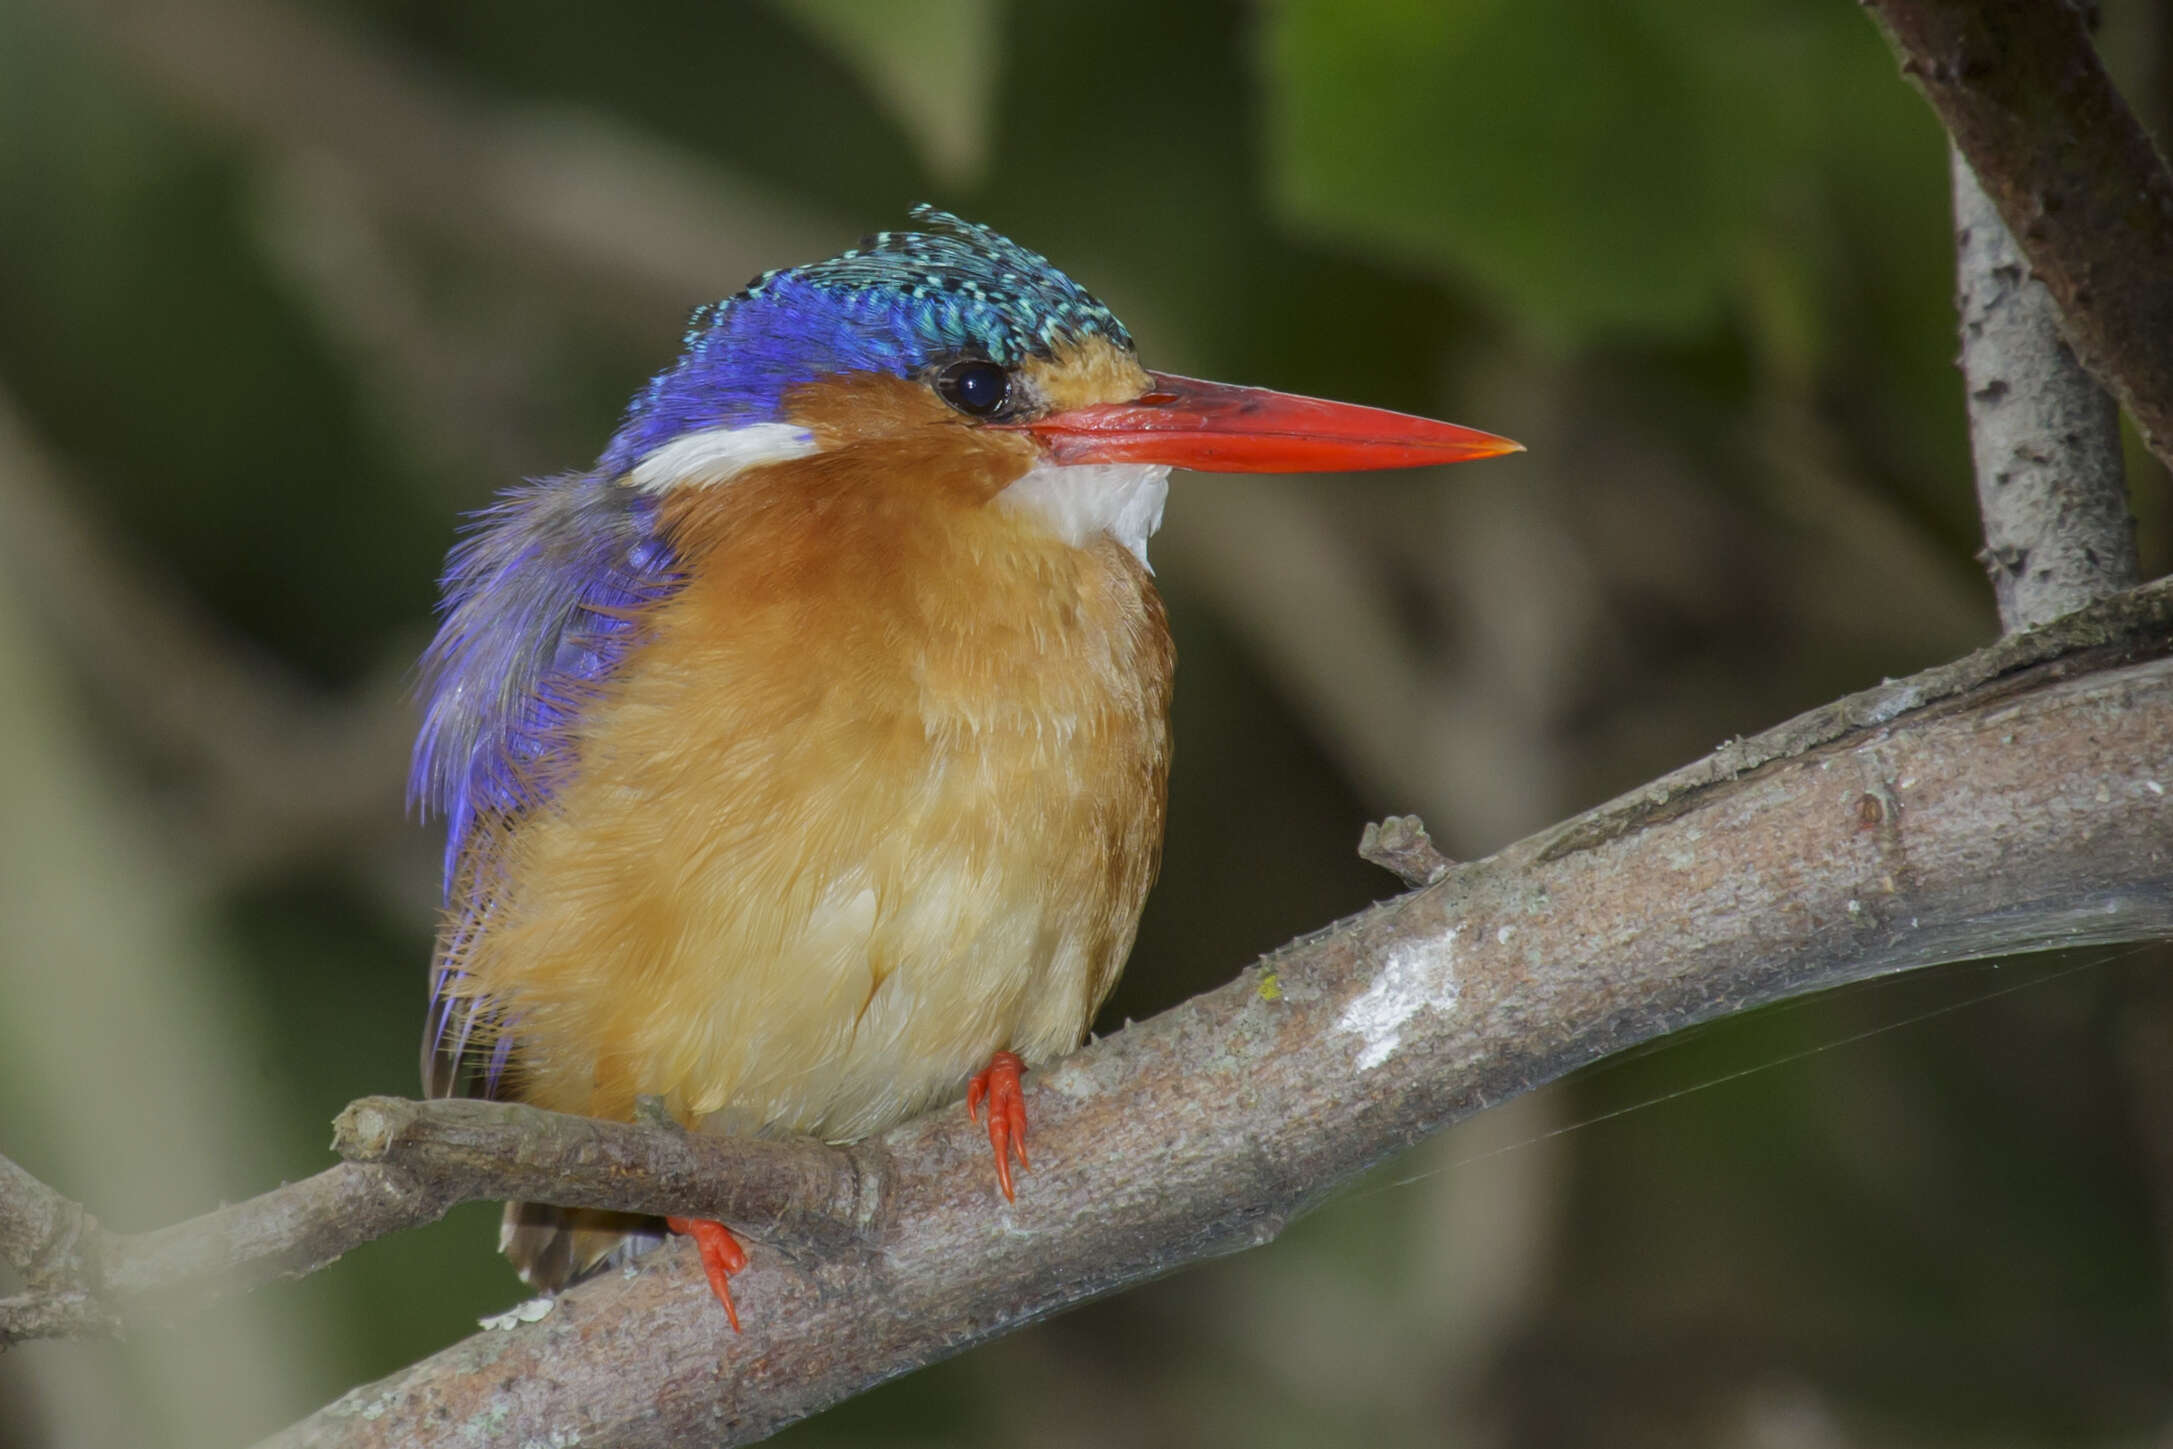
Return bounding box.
[500,1203,669,1291]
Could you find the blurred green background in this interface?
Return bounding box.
[2,0,2171,1445]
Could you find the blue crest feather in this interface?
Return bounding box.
[597,206,1132,477]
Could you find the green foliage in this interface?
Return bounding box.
[1263,0,1941,347]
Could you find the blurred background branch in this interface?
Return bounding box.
[51,0,841,323]
[0,386,422,902]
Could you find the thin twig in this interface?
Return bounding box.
[1950,146,2137,630]
[333,1097,887,1254]
[0,1290,116,1344]
[0,1100,883,1344]
[1358,815,1455,887]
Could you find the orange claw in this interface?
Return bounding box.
[966,1049,1030,1201]
[665,1215,748,1332]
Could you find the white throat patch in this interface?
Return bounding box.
[994,462,1171,570]
[627,423,821,491]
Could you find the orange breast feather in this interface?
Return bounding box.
[440,434,1172,1142]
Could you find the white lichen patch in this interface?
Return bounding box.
[1336,928,1461,1071]
[479,1296,556,1331]
[517,1428,584,1448]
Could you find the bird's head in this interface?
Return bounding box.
[599,206,1519,565]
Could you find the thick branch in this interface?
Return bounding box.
[1862,0,2173,473]
[1951,147,2137,631]
[262,580,2173,1449]
[0,1100,879,1343]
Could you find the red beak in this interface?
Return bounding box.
[1009,372,1521,472]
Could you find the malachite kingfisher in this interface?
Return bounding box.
[413,207,1519,1329]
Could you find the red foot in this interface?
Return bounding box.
[665,1216,748,1332]
[966,1049,1030,1201]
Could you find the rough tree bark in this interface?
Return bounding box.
[1951,148,2137,629]
[1864,0,2173,473]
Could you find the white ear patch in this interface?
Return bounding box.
[994,462,1171,570]
[627,423,822,491]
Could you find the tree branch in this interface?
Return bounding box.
[235,578,2171,1449]
[1951,146,2138,630]
[0,1150,95,1293]
[0,1100,882,1344]
[332,1098,885,1256]
[1358,814,1456,887]
[1862,0,2173,473]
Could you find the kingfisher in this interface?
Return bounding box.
[413,207,1518,1329]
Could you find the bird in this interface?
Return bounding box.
[412,207,1518,1329]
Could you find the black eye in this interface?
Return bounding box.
[935,359,1012,418]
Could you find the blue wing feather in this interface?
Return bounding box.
[412,474,681,1096]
